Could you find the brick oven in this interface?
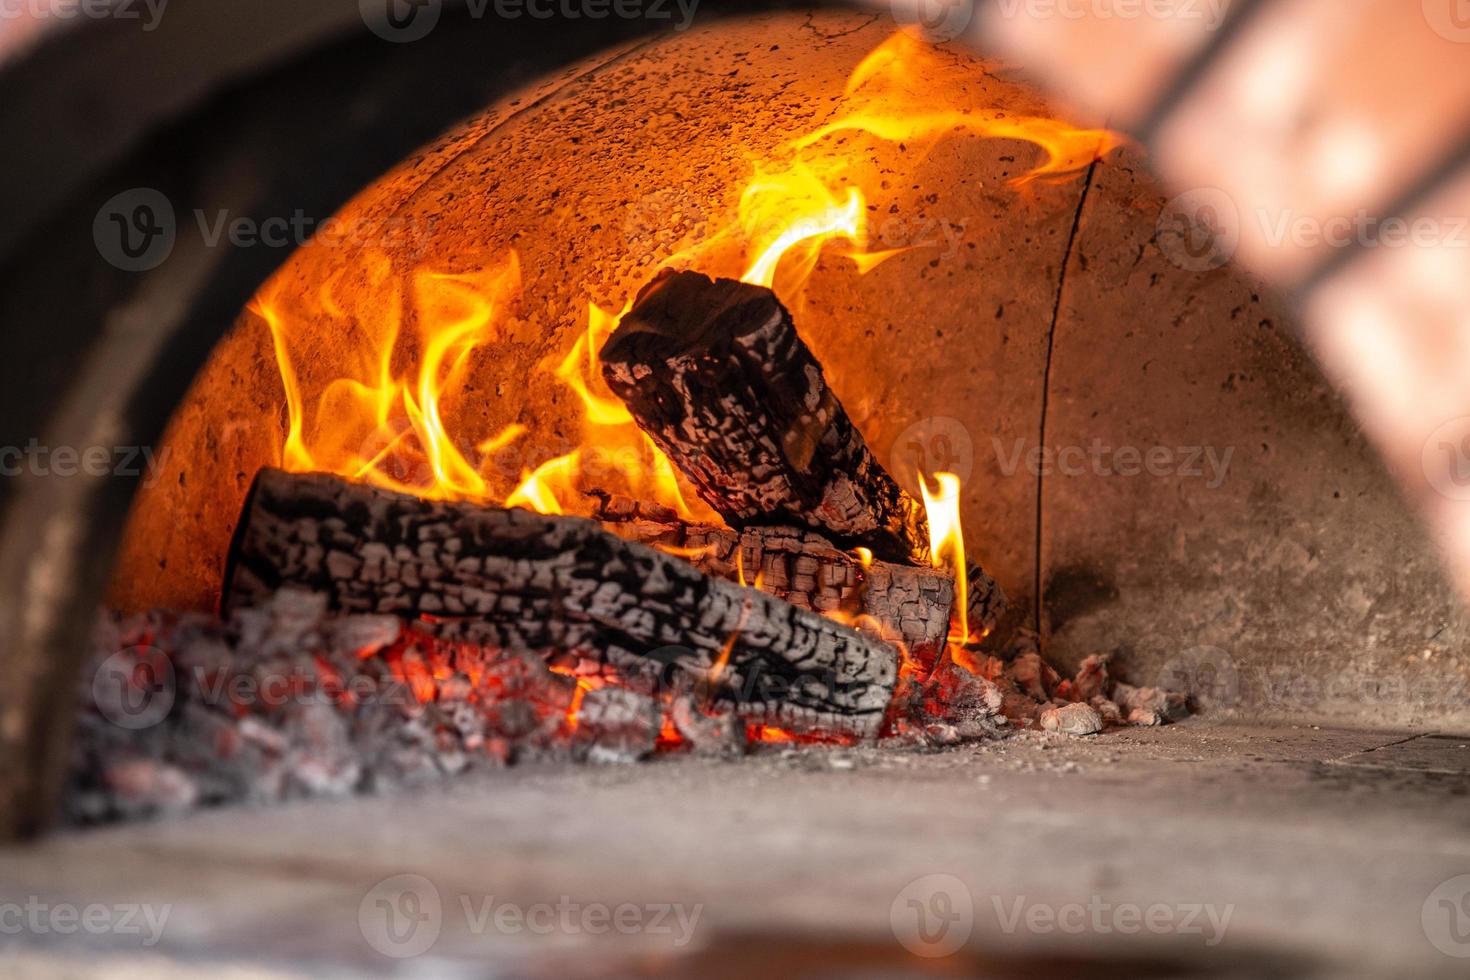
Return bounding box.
[2,3,1470,977]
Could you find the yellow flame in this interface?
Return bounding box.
[739,167,866,289]
[733,549,767,591]
[543,299,719,522]
[555,301,635,426]
[654,542,718,560]
[794,31,1123,187]
[506,451,581,516]
[257,250,522,502]
[920,471,968,646]
[260,250,714,521]
[257,30,1123,536]
[477,423,527,456]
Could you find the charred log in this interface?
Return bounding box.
[225,469,897,736]
[591,492,944,665]
[600,270,930,566]
[592,492,1007,663]
[964,561,1009,644]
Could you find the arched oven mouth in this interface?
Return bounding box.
[70,14,1170,824]
[3,1,1462,830]
[1,5,1468,978]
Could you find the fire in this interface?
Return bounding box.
[257,31,1118,528]
[526,298,716,522]
[554,302,634,427]
[668,31,1121,304]
[255,251,524,503]
[548,663,598,733]
[748,725,796,744]
[257,251,713,520]
[505,452,581,516]
[249,32,1115,740]
[920,472,970,647]
[793,31,1123,187]
[738,167,867,290]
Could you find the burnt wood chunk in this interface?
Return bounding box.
[600,269,930,566]
[224,469,897,736]
[965,561,1008,644]
[590,491,965,667]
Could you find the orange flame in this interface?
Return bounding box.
[257,31,1120,532]
[664,30,1121,306]
[555,302,635,427]
[707,628,739,687]
[505,451,581,516]
[920,472,968,647]
[258,252,712,521]
[654,542,719,560]
[794,31,1123,187]
[739,167,867,290]
[255,251,524,503]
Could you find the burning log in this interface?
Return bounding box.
[600,270,931,566]
[590,492,1007,665]
[224,468,898,736]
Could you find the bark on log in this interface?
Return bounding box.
[593,492,958,666]
[592,492,1008,664]
[600,270,930,566]
[224,469,897,736]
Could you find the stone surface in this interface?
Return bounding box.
[4,722,1470,978]
[1039,701,1103,736]
[1040,142,1470,729]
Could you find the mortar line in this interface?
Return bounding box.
[1034,157,1101,633]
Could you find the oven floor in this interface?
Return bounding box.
[3,721,1469,978]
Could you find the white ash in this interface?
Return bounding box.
[70,592,1192,825]
[575,687,660,765]
[670,693,745,758]
[70,589,615,824]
